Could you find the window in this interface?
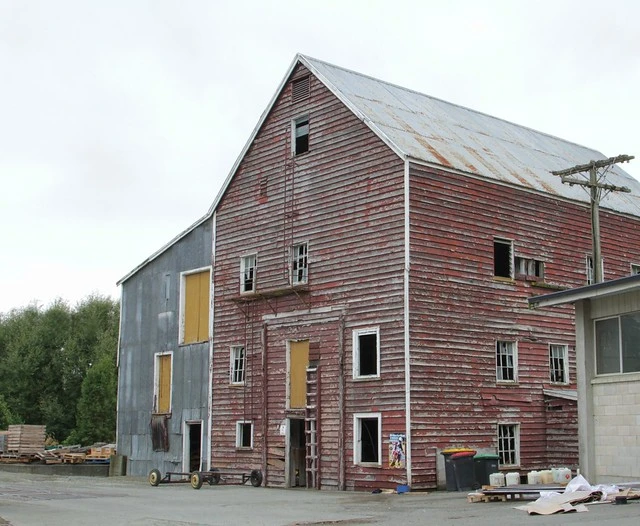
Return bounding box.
[353,327,380,379]
[154,352,172,414]
[586,255,604,285]
[497,423,520,466]
[631,264,640,275]
[596,312,640,374]
[236,421,253,449]
[180,269,211,344]
[230,346,245,384]
[496,341,517,382]
[291,243,308,285]
[353,413,381,465]
[240,254,257,293]
[514,256,544,281]
[494,238,513,278]
[291,76,310,103]
[549,344,568,384]
[293,115,309,155]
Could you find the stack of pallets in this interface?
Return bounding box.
[2,424,46,462]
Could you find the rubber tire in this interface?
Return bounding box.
[148,469,162,487]
[191,471,203,490]
[210,469,221,485]
[250,469,263,487]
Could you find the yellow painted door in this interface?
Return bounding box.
[184,271,210,343]
[157,354,172,413]
[290,340,309,409]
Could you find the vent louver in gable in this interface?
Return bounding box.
[292,76,310,103]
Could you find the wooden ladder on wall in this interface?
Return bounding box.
[305,365,320,489]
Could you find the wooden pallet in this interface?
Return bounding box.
[468,493,507,503]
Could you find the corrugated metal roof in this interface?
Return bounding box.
[301,55,640,216]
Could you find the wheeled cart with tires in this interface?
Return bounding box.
[148,468,263,490]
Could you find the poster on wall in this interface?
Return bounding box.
[388,433,406,468]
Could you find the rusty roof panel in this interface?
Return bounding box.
[304,56,640,216]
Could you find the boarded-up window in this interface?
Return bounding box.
[155,353,172,414]
[183,269,210,344]
[289,340,309,409]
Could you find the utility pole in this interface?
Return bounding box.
[551,154,634,283]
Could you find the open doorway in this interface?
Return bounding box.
[288,418,306,487]
[184,421,202,472]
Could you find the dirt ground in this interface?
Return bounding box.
[1,470,639,525]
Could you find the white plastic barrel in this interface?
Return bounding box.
[527,471,540,484]
[557,467,571,483]
[505,472,520,486]
[540,470,554,484]
[489,472,505,487]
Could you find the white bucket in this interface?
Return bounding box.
[489,472,505,487]
[505,472,520,486]
[557,467,571,484]
[540,470,554,484]
[527,471,540,484]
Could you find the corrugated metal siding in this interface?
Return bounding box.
[303,55,640,217]
[117,219,212,476]
[408,163,640,488]
[212,64,407,489]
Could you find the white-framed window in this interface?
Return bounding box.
[292,115,309,155]
[153,352,173,414]
[179,267,211,344]
[496,341,517,383]
[549,344,569,384]
[235,421,253,449]
[497,423,520,467]
[514,256,544,281]
[353,327,380,379]
[586,255,604,285]
[230,346,246,385]
[353,413,381,465]
[595,312,640,375]
[240,254,257,293]
[631,263,640,275]
[494,238,513,279]
[291,242,308,285]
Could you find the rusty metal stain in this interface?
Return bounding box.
[414,136,452,167]
[305,56,640,217]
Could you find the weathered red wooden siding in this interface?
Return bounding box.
[408,163,640,488]
[212,64,408,490]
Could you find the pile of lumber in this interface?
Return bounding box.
[6,424,46,456]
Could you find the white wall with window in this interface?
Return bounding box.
[353,327,380,379]
[496,341,517,382]
[353,413,381,465]
[230,346,246,384]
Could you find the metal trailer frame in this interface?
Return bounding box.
[148,468,263,490]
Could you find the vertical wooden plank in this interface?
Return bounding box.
[289,340,309,408]
[198,270,210,341]
[184,273,199,343]
[158,355,171,413]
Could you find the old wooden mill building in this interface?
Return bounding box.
[116,54,640,491]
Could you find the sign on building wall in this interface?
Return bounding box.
[388,433,406,468]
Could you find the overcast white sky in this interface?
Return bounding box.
[1,0,638,314]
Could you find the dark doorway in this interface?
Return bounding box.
[188,422,202,472]
[289,418,306,487]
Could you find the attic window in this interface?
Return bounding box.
[293,116,309,155]
[514,257,544,281]
[494,238,513,279]
[291,76,310,103]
